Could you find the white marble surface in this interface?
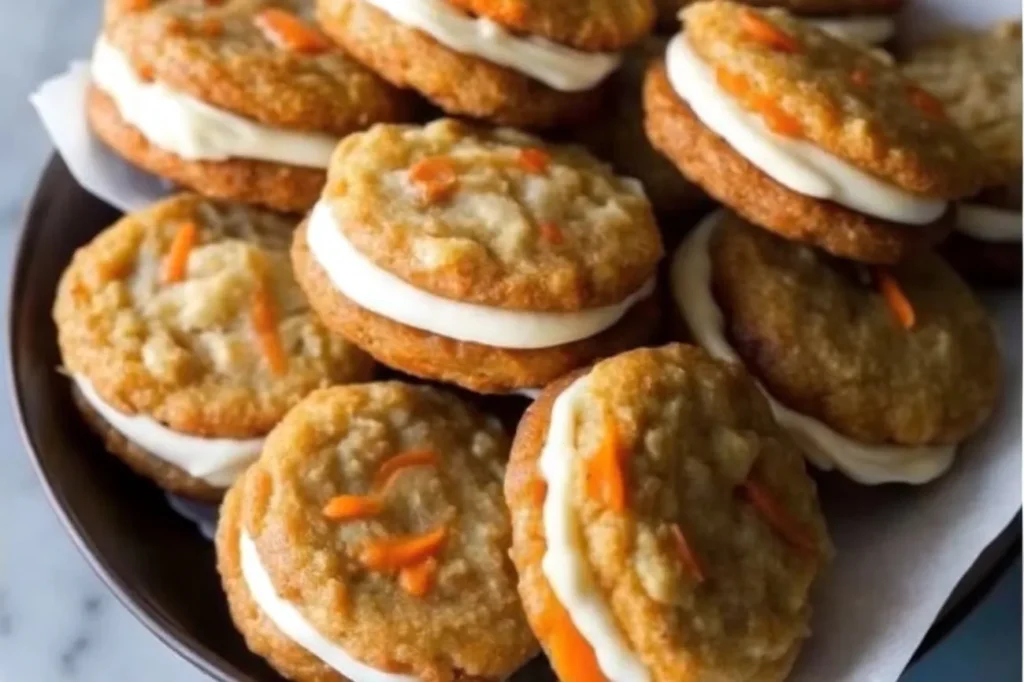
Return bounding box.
[0,3,1019,682]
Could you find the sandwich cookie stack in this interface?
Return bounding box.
[316,0,656,127]
[293,119,664,395]
[90,0,413,212]
[646,1,1002,483]
[903,21,1023,284]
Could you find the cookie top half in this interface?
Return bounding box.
[507,344,829,682]
[682,1,985,198]
[710,214,1001,446]
[236,382,535,680]
[103,0,411,134]
[902,21,1022,189]
[443,0,656,50]
[54,194,374,439]
[321,119,664,311]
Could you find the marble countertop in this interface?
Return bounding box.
[0,2,1018,681]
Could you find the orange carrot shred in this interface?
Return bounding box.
[360,525,447,571]
[408,156,459,204]
[398,558,438,597]
[742,480,816,554]
[541,599,609,682]
[586,414,626,512]
[162,221,197,283]
[740,10,800,53]
[715,67,751,98]
[250,281,288,376]
[371,450,439,492]
[518,147,551,174]
[254,8,331,54]
[322,495,384,521]
[539,221,564,245]
[906,85,945,119]
[752,94,803,138]
[874,268,916,330]
[850,69,871,87]
[196,17,224,36]
[670,524,706,583]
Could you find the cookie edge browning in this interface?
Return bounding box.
[643,62,952,264]
[88,85,325,213]
[292,223,662,393]
[316,0,605,129]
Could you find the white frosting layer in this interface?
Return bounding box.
[665,34,947,225]
[810,15,897,45]
[73,375,263,487]
[956,203,1022,243]
[91,38,337,168]
[306,201,655,349]
[361,0,620,91]
[240,533,418,682]
[538,376,651,682]
[670,211,956,485]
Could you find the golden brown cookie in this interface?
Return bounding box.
[655,0,904,30]
[293,120,664,393]
[644,1,985,263]
[315,0,614,129]
[217,382,537,682]
[506,344,830,682]
[92,0,412,211]
[54,194,374,497]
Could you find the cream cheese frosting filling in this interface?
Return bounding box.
[360,0,621,91]
[73,375,263,487]
[306,201,656,349]
[538,376,651,682]
[670,211,956,485]
[240,532,419,682]
[810,15,897,46]
[91,37,338,168]
[665,34,948,225]
[956,203,1022,243]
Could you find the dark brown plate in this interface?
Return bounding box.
[8,156,1019,681]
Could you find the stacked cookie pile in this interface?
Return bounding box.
[50,0,1017,680]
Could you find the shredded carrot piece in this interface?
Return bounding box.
[850,69,871,87]
[539,221,564,245]
[518,147,551,174]
[906,85,945,119]
[586,414,626,512]
[528,478,547,506]
[740,10,800,53]
[408,156,459,204]
[715,67,751,98]
[540,599,608,682]
[162,221,197,283]
[670,524,706,583]
[874,268,916,330]
[255,8,331,54]
[751,94,803,138]
[372,450,439,492]
[360,526,447,571]
[250,281,288,376]
[742,480,816,554]
[196,17,223,36]
[322,495,384,521]
[398,558,438,597]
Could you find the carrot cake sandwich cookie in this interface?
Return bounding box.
[53,194,375,501]
[90,0,413,213]
[903,21,1022,284]
[655,0,904,47]
[671,210,1002,484]
[316,0,655,128]
[506,344,831,682]
[644,1,987,264]
[217,382,537,682]
[293,119,664,395]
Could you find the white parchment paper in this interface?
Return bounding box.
[29,2,1022,681]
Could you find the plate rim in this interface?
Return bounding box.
[6,154,1020,681]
